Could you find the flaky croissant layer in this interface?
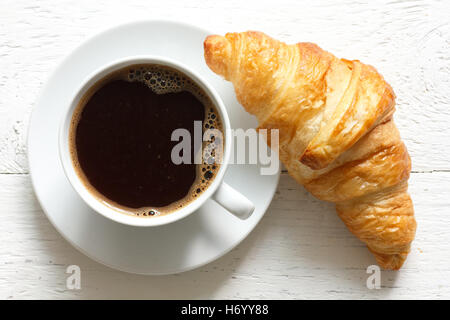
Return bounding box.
[204,31,416,270]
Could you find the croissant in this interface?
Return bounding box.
[204,31,416,270]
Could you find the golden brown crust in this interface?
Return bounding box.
[204,31,416,269]
[336,182,415,270]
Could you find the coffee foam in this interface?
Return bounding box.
[69,64,223,218]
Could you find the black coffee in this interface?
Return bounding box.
[69,65,223,216]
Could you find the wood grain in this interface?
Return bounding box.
[0,172,448,299]
[0,0,449,299]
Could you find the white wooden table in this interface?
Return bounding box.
[1,0,449,299]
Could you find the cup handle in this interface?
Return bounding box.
[212,182,255,219]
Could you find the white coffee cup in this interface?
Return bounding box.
[59,56,254,227]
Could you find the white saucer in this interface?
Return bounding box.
[28,20,280,275]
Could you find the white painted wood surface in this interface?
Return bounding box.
[1,0,449,299]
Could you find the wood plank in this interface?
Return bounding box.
[0,0,449,173]
[0,172,447,299]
